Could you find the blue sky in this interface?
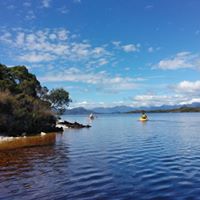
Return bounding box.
[0,0,200,108]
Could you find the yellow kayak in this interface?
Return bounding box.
[139,118,148,122]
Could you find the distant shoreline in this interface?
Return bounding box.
[62,108,200,115]
[64,104,200,115]
[127,107,200,114]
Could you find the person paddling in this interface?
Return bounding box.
[89,113,94,120]
[141,111,148,120]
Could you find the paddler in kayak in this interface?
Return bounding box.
[140,111,148,121]
[89,113,95,120]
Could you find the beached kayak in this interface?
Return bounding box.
[0,133,56,151]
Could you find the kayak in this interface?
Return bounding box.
[139,118,148,122]
[89,116,94,120]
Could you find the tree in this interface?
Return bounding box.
[0,64,69,136]
[48,88,72,115]
[10,66,41,97]
[0,92,57,136]
[38,86,49,99]
[0,64,16,93]
[0,64,42,97]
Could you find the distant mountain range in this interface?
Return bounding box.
[129,106,200,113]
[64,102,200,115]
[64,107,95,115]
[92,106,135,114]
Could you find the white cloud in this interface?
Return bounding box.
[145,5,154,10]
[85,58,109,69]
[16,32,25,46]
[131,94,192,107]
[0,28,111,64]
[148,47,154,53]
[19,52,55,62]
[70,43,91,57]
[23,1,31,7]
[40,67,139,93]
[174,80,200,94]
[93,47,107,55]
[87,58,109,68]
[49,33,57,40]
[70,101,128,109]
[180,98,200,105]
[42,0,51,8]
[57,29,69,40]
[97,58,108,66]
[0,32,12,44]
[71,94,200,108]
[25,10,36,20]
[112,41,121,47]
[57,6,69,14]
[113,41,140,52]
[73,0,81,3]
[130,80,200,107]
[7,5,15,10]
[148,46,160,53]
[122,44,140,52]
[70,101,108,109]
[156,52,200,70]
[0,28,142,69]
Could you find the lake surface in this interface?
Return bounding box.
[1,113,200,200]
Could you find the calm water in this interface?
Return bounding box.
[1,113,200,200]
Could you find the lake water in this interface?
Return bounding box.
[1,113,200,200]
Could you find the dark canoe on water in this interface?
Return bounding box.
[0,133,56,151]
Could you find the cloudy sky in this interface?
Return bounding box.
[0,0,200,108]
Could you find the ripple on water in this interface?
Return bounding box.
[1,113,200,199]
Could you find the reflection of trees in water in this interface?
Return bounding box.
[0,135,69,184]
[0,134,70,200]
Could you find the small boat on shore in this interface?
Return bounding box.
[0,133,56,151]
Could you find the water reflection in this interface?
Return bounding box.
[1,113,200,200]
[0,134,70,200]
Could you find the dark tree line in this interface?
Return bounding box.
[0,64,71,136]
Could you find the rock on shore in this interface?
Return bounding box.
[56,121,91,129]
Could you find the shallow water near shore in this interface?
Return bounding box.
[1,113,200,200]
